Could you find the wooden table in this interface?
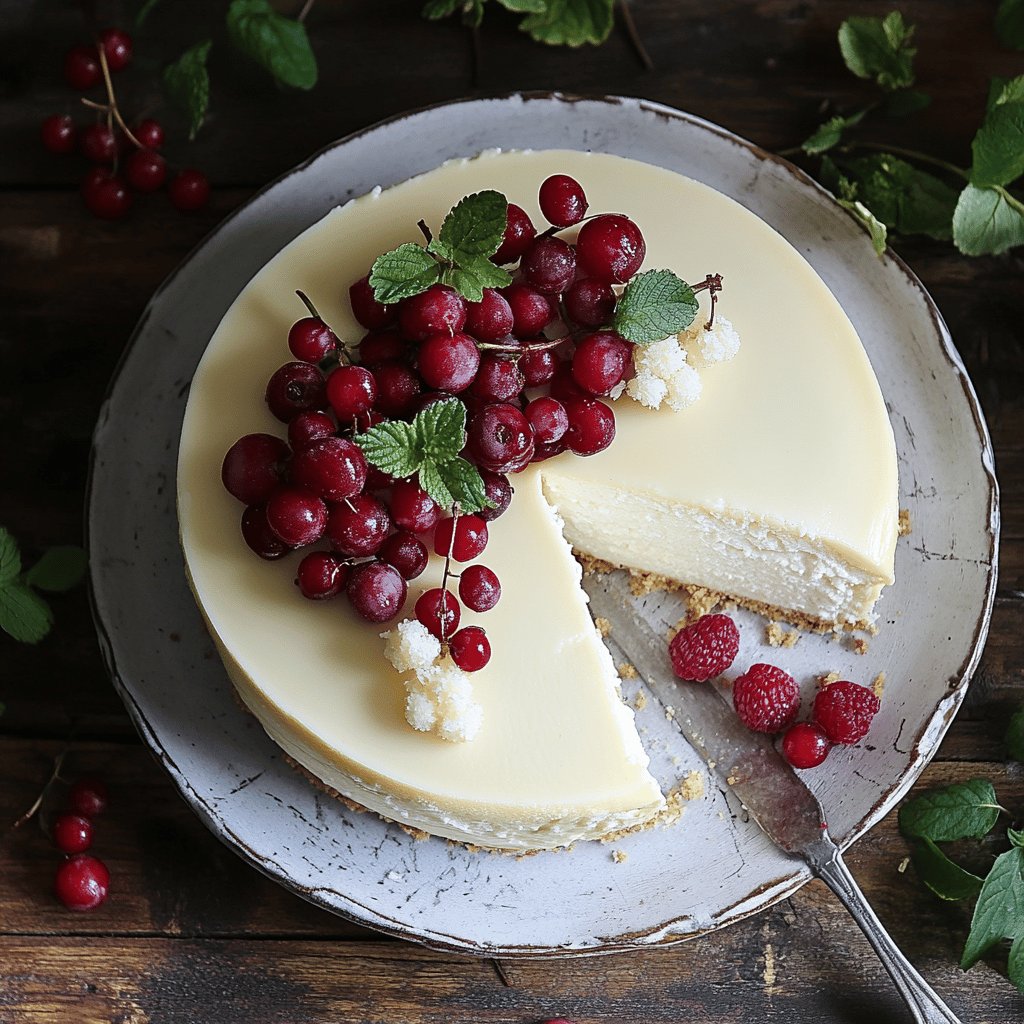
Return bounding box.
[2,1,1022,1020]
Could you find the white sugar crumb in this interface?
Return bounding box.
[386,870,404,882]
[383,618,483,743]
[625,335,703,411]
[664,362,702,411]
[682,315,741,366]
[626,368,668,409]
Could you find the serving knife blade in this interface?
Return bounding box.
[584,569,961,1024]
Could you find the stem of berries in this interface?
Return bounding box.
[438,504,461,648]
[91,44,143,154]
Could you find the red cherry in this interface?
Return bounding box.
[564,279,616,328]
[221,433,290,505]
[349,274,396,330]
[379,531,429,580]
[458,564,501,612]
[265,362,326,422]
[449,626,490,672]
[265,487,328,547]
[241,504,290,560]
[576,214,647,283]
[781,722,832,769]
[41,114,76,155]
[417,332,480,393]
[465,289,514,342]
[326,493,391,557]
[326,364,377,420]
[357,330,406,367]
[288,411,336,450]
[99,28,133,71]
[493,203,536,264]
[477,471,512,522]
[399,284,466,341]
[415,588,461,639]
[291,435,368,502]
[539,174,589,228]
[64,45,102,90]
[524,396,569,444]
[389,480,442,533]
[134,118,165,150]
[52,814,93,854]
[434,515,488,562]
[296,551,350,600]
[563,396,616,456]
[124,149,167,193]
[79,123,117,163]
[68,778,108,818]
[346,560,407,623]
[289,317,338,363]
[55,855,109,911]
[169,169,210,211]
[571,331,631,396]
[82,171,132,220]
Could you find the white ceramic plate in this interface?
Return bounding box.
[87,94,998,956]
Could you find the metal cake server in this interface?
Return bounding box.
[584,570,962,1024]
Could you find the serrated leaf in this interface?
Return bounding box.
[912,837,985,901]
[226,0,317,90]
[613,269,698,345]
[414,398,467,464]
[0,527,21,586]
[498,0,546,11]
[422,0,461,17]
[883,89,931,118]
[997,0,1024,50]
[801,110,866,155]
[25,546,87,593]
[162,39,211,141]
[520,0,614,47]
[900,779,1002,842]
[418,460,454,511]
[433,191,509,262]
[961,846,1024,969]
[970,98,1024,188]
[1007,709,1024,761]
[1010,828,1024,849]
[354,420,421,479]
[838,11,916,92]
[0,583,53,644]
[1010,933,1024,993]
[838,198,888,254]
[435,457,490,514]
[953,184,1024,256]
[441,257,512,303]
[369,244,442,304]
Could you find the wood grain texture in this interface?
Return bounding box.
[1,0,1023,1020]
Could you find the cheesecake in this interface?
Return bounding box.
[177,149,898,851]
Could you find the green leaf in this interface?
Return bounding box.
[417,460,454,511]
[423,0,462,17]
[226,0,317,90]
[838,11,916,92]
[441,257,512,303]
[997,0,1024,49]
[0,527,21,586]
[434,457,490,514]
[498,0,546,11]
[25,546,87,593]
[912,837,985,901]
[1010,933,1024,993]
[1007,709,1024,761]
[989,75,1024,111]
[970,98,1024,188]
[961,846,1024,969]
[900,779,1002,842]
[0,583,53,644]
[953,184,1024,256]
[431,190,509,263]
[414,398,467,464]
[520,0,614,47]
[613,270,699,345]
[883,89,931,118]
[136,0,162,28]
[837,198,888,255]
[841,154,959,241]
[162,39,212,141]
[1010,828,1024,849]
[354,419,421,479]
[369,244,442,304]
[801,110,866,155]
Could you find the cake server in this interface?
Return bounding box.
[584,569,962,1024]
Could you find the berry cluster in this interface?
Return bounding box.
[669,614,881,769]
[50,777,110,911]
[43,27,209,219]
[221,175,660,675]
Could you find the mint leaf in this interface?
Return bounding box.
[163,39,212,141]
[435,457,489,513]
[970,97,1024,188]
[0,583,53,644]
[1010,828,1024,849]
[355,420,421,479]
[431,190,509,263]
[801,110,866,155]
[1010,933,1024,993]
[414,397,467,463]
[838,199,888,255]
[838,11,916,92]
[136,0,162,28]
[441,257,512,303]
[499,0,546,11]
[613,270,698,345]
[912,837,985,901]
[417,460,454,511]
[842,154,959,240]
[520,0,614,47]
[997,0,1024,49]
[24,546,87,593]
[226,0,317,90]
[953,184,1024,256]
[369,244,442,304]
[1007,709,1024,761]
[423,0,461,17]
[883,89,931,118]
[900,779,1002,842]
[989,75,1024,110]
[961,846,1024,969]
[0,527,21,586]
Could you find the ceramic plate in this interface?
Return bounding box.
[87,94,998,956]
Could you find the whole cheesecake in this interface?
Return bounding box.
[177,149,899,851]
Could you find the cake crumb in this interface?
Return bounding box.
[618,662,638,680]
[611,849,628,864]
[872,672,887,699]
[628,569,681,597]
[852,637,870,656]
[898,856,910,874]
[574,550,615,576]
[664,705,677,721]
[679,769,705,801]
[898,508,912,536]
[633,691,648,711]
[681,585,723,624]
[817,671,841,689]
[594,616,612,638]
[765,621,800,648]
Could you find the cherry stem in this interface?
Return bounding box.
[297,0,317,22]
[296,289,321,319]
[12,750,66,828]
[95,42,143,151]
[477,335,569,355]
[297,289,352,365]
[439,504,460,646]
[691,273,723,330]
[618,0,654,71]
[417,219,433,244]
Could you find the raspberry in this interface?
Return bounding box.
[669,614,740,682]
[781,722,831,769]
[732,663,800,733]
[813,681,880,745]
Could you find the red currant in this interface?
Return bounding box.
[347,560,407,623]
[83,171,132,220]
[502,283,554,338]
[781,722,832,769]
[434,515,488,562]
[169,169,210,211]
[564,397,616,456]
[389,480,442,533]
[477,470,512,522]
[521,236,576,295]
[124,148,166,193]
[99,28,133,71]
[55,854,109,911]
[468,355,524,404]
[493,203,536,265]
[418,332,480,393]
[358,330,406,367]
[571,331,631,396]
[291,436,367,502]
[372,361,422,417]
[415,588,460,639]
[266,487,328,547]
[549,362,587,402]
[576,214,646,283]
[327,494,391,556]
[222,433,290,505]
[80,123,117,163]
[468,403,535,474]
[265,362,326,422]
[539,174,588,228]
[289,317,338,363]
[458,564,500,611]
[531,437,568,462]
[68,778,108,818]
[564,279,616,328]
[465,289,515,342]
[134,118,164,150]
[518,346,558,387]
[379,531,429,580]
[288,411,336,450]
[326,364,376,419]
[64,45,101,90]
[52,814,93,854]
[241,504,290,559]
[41,114,76,155]
[349,274,396,330]
[399,284,466,341]
[524,396,569,444]
[449,626,490,672]
[296,551,350,600]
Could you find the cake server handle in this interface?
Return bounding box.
[809,838,963,1024]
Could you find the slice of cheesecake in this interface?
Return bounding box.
[177,149,898,850]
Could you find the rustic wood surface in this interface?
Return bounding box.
[1,1,1022,1021]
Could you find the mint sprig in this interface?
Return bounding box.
[226,0,317,90]
[370,191,513,305]
[0,528,87,645]
[423,0,612,47]
[899,778,1003,841]
[911,836,984,902]
[612,269,699,345]
[163,39,212,141]
[961,845,1024,971]
[838,11,916,92]
[354,399,490,513]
